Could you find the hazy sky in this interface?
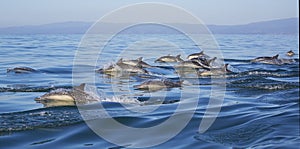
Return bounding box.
[0,0,298,27]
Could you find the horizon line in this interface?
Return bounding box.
[0,17,298,29]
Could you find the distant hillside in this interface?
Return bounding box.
[0,18,298,34]
[0,22,91,34]
[208,18,298,34]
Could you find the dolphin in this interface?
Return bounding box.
[286,50,295,57]
[97,62,148,75]
[175,60,203,69]
[187,51,209,60]
[134,79,183,91]
[7,67,36,73]
[117,57,152,68]
[278,58,296,64]
[251,54,281,65]
[117,62,148,73]
[198,64,232,76]
[35,83,99,107]
[174,57,216,69]
[96,64,119,74]
[191,57,217,69]
[251,54,295,65]
[155,54,183,63]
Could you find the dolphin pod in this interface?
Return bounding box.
[7,50,297,107]
[97,51,295,76]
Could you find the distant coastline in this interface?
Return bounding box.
[0,18,298,34]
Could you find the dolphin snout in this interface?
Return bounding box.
[34,97,43,101]
[133,85,142,89]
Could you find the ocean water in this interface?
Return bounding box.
[0,33,299,148]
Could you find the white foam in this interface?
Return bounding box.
[102,62,116,69]
[101,96,142,105]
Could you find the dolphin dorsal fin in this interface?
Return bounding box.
[179,80,184,85]
[117,58,123,64]
[272,54,279,59]
[224,63,233,73]
[137,57,143,62]
[222,64,229,71]
[208,57,217,65]
[200,51,204,54]
[176,54,184,62]
[76,83,86,91]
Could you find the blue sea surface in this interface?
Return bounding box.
[0,34,299,148]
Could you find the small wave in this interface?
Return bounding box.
[40,67,73,74]
[257,89,299,104]
[194,101,299,148]
[229,81,298,90]
[246,83,298,90]
[0,107,82,133]
[24,46,39,49]
[0,86,72,92]
[224,59,250,63]
[195,122,273,148]
[266,77,299,83]
[228,70,298,78]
